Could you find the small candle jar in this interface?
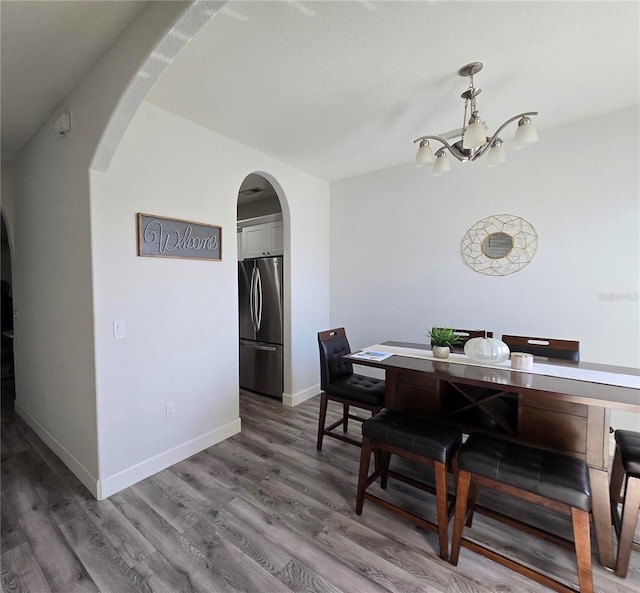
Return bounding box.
[511,352,533,370]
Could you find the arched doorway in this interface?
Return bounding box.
[237,173,285,401]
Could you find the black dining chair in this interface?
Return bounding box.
[431,328,493,347]
[501,334,580,361]
[316,328,385,451]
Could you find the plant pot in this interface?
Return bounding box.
[432,346,450,359]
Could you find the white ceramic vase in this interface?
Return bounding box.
[464,337,510,365]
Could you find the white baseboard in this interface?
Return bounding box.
[283,383,320,407]
[16,403,242,501]
[97,418,241,499]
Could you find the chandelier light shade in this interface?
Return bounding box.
[413,62,538,175]
[514,116,539,149]
[415,140,435,166]
[487,139,506,167]
[462,116,486,149]
[433,150,450,176]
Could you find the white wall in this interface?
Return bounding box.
[5,1,203,498]
[11,101,100,485]
[330,107,639,431]
[91,102,329,497]
[6,0,329,499]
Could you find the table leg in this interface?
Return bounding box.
[589,467,615,569]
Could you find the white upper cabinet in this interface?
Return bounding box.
[241,220,284,259]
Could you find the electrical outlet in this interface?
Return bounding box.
[165,402,175,420]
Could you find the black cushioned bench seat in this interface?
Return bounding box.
[458,433,592,512]
[362,409,462,463]
[610,429,640,578]
[451,433,594,592]
[615,429,640,477]
[357,409,462,560]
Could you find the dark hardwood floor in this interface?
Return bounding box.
[1,388,639,593]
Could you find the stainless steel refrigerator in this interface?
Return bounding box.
[238,257,283,398]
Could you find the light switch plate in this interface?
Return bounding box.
[113,320,125,339]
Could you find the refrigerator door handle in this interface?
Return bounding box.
[241,342,277,352]
[254,344,276,352]
[255,267,263,331]
[249,267,256,330]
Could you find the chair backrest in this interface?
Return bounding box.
[501,335,580,362]
[318,328,354,390]
[430,328,493,350]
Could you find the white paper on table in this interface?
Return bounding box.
[350,350,394,361]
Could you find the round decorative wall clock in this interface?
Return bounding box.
[461,214,538,276]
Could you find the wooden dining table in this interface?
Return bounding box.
[345,341,640,570]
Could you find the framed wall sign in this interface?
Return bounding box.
[137,213,222,261]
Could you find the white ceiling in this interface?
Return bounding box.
[147,0,640,180]
[0,0,148,162]
[2,1,639,181]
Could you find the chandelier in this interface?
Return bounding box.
[413,62,538,175]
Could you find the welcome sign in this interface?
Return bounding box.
[137,213,222,261]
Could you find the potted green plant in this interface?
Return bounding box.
[428,327,462,359]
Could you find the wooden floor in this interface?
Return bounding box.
[2,389,639,593]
